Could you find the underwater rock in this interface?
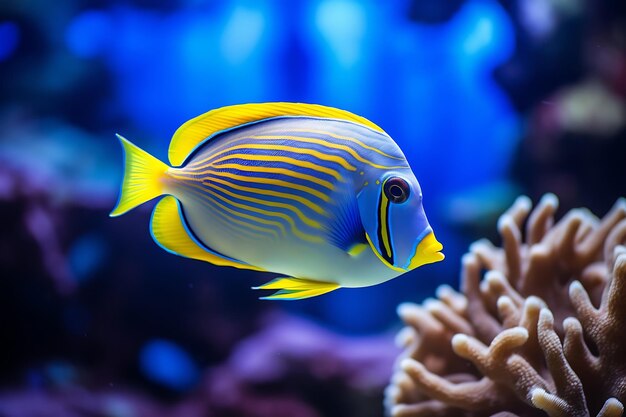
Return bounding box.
[385,194,626,416]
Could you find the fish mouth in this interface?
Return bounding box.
[407,232,445,270]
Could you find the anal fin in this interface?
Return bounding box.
[150,196,264,271]
[253,277,339,300]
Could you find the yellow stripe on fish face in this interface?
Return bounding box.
[378,191,394,263]
[365,233,405,273]
[177,182,282,240]
[189,143,357,172]
[249,135,408,170]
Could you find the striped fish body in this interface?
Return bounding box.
[111,103,444,300]
[167,117,409,287]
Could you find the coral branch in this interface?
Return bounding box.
[461,254,503,343]
[562,317,598,381]
[525,193,558,245]
[532,309,588,417]
[386,195,626,416]
[606,251,626,327]
[597,399,624,417]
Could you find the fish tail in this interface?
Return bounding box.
[110,134,170,217]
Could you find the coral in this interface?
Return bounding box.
[385,194,626,417]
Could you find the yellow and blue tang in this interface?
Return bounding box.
[111,103,444,300]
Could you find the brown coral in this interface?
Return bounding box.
[385,194,626,417]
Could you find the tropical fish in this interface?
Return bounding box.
[111,103,444,300]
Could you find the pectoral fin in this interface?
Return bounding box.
[347,243,368,257]
[253,277,340,300]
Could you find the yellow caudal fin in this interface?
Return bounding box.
[253,277,340,300]
[110,134,169,217]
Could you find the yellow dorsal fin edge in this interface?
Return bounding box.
[168,102,386,166]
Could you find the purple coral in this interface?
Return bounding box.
[386,194,626,416]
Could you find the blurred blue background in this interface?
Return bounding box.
[1,0,625,415]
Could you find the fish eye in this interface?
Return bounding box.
[383,177,410,204]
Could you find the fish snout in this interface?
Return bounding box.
[407,232,444,270]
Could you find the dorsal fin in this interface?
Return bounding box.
[168,102,386,166]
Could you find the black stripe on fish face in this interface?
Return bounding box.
[376,191,394,266]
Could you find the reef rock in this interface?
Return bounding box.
[385,194,626,417]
